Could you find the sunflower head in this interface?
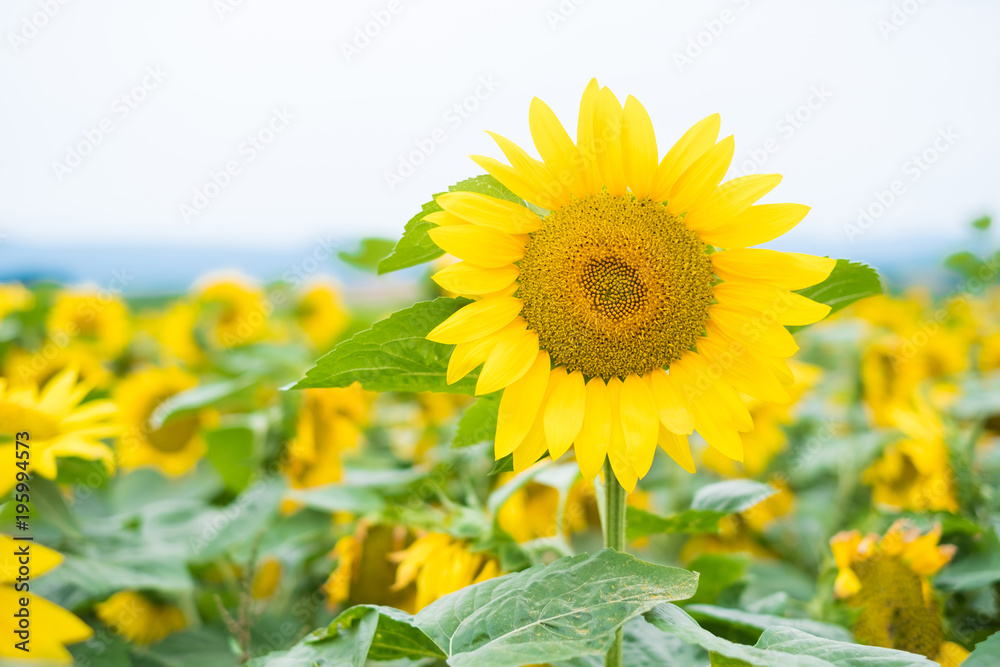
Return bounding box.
[94,590,186,645]
[46,288,131,360]
[829,522,961,662]
[425,79,835,490]
[390,532,501,612]
[196,274,272,348]
[295,281,349,351]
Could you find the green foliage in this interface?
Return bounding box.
[792,260,883,327]
[626,480,778,540]
[293,297,476,393]
[453,393,501,447]
[377,175,523,274]
[338,237,396,272]
[965,631,1000,666]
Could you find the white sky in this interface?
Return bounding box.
[1,0,998,257]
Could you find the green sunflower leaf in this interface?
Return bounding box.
[378,174,524,274]
[292,297,477,394]
[646,604,934,667]
[626,480,778,540]
[453,393,501,447]
[965,631,1000,666]
[309,605,446,662]
[791,259,883,328]
[411,548,699,666]
[338,237,396,272]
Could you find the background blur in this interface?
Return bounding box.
[1,0,998,291]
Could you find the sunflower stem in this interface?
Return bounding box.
[602,459,627,667]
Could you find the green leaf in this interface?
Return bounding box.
[453,393,501,447]
[553,616,707,667]
[151,375,256,428]
[338,237,397,272]
[686,604,852,642]
[205,425,255,493]
[627,480,778,541]
[132,628,238,667]
[965,631,1000,666]
[283,484,386,514]
[972,215,992,230]
[378,175,524,274]
[292,298,475,393]
[489,453,514,476]
[936,529,1000,591]
[792,259,882,327]
[246,613,379,667]
[33,552,194,609]
[687,554,749,605]
[413,548,699,666]
[646,604,934,667]
[314,605,445,662]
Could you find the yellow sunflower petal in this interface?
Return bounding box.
[647,368,694,435]
[512,368,565,471]
[477,327,540,395]
[594,87,627,197]
[428,297,523,345]
[712,281,831,326]
[698,203,810,248]
[667,136,735,216]
[708,306,800,358]
[427,225,525,268]
[657,423,696,474]
[528,97,588,199]
[696,335,790,403]
[606,376,638,492]
[423,210,468,226]
[576,78,602,193]
[432,262,519,296]
[650,113,721,202]
[446,321,516,384]
[683,174,783,230]
[435,192,541,234]
[486,131,569,210]
[711,250,836,290]
[574,377,611,481]
[621,95,658,198]
[620,373,659,479]
[495,351,551,458]
[544,369,586,460]
[470,155,557,212]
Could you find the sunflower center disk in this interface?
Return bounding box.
[517,192,715,380]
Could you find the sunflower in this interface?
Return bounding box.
[196,275,272,349]
[830,522,967,665]
[0,282,33,320]
[94,590,186,645]
[3,343,112,390]
[425,79,834,490]
[862,397,959,513]
[0,535,93,664]
[46,288,131,360]
[114,367,207,476]
[323,524,415,611]
[137,301,205,368]
[390,532,501,612]
[0,367,118,495]
[281,384,373,513]
[295,281,349,352]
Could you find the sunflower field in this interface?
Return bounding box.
[3,83,1000,667]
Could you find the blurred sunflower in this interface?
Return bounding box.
[282,384,373,513]
[425,79,834,491]
[251,557,284,600]
[137,301,205,367]
[95,590,186,645]
[0,367,118,495]
[46,288,131,360]
[324,524,413,610]
[830,522,966,665]
[2,343,112,390]
[0,282,33,320]
[862,398,959,513]
[196,275,272,349]
[0,535,93,664]
[390,532,502,612]
[497,476,595,542]
[295,281,349,351]
[114,367,207,476]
